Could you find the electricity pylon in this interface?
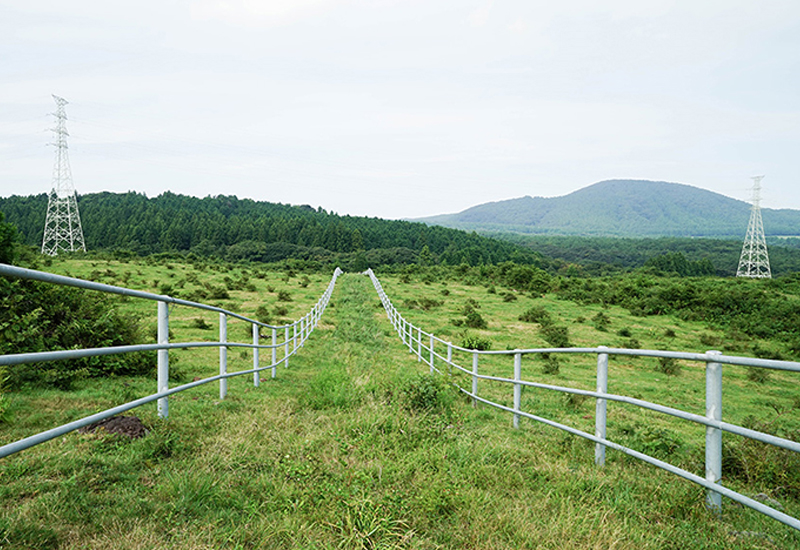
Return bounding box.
[736,175,771,279]
[41,95,86,256]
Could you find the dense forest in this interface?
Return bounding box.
[0,192,541,267]
[492,234,800,277]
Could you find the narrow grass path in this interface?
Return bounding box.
[1,274,797,548]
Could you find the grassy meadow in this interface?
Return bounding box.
[0,257,799,549]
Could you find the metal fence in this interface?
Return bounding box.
[0,263,342,459]
[366,268,800,532]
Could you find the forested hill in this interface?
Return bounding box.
[417,179,800,237]
[0,191,539,266]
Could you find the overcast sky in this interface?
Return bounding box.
[1,1,799,219]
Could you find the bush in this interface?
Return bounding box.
[519,306,551,325]
[592,311,610,332]
[277,290,292,302]
[255,305,271,325]
[617,327,632,338]
[0,279,152,389]
[460,333,491,351]
[541,324,570,348]
[464,310,487,329]
[502,293,517,302]
[191,318,212,330]
[541,353,560,374]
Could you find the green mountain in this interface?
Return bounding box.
[417,180,800,237]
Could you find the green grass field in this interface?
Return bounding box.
[1,258,799,548]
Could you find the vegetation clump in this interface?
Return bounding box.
[656,356,681,376]
[519,306,551,325]
[460,333,491,351]
[0,279,152,389]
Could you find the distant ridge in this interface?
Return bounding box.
[416,180,800,237]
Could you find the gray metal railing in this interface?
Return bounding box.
[366,268,800,532]
[0,263,342,459]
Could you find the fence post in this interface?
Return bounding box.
[271,327,277,379]
[429,334,435,374]
[253,323,260,388]
[157,301,169,418]
[705,350,723,510]
[447,342,453,376]
[595,346,609,466]
[417,327,422,362]
[472,352,479,408]
[513,352,522,429]
[284,326,290,368]
[219,313,227,400]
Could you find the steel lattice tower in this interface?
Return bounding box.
[736,175,771,279]
[41,95,86,256]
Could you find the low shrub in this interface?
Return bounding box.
[460,333,491,351]
[519,306,551,325]
[656,356,681,376]
[255,305,271,325]
[277,290,292,302]
[541,324,570,348]
[541,353,560,374]
[592,311,610,332]
[191,318,212,330]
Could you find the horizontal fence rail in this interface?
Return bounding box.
[0,263,342,459]
[365,268,800,532]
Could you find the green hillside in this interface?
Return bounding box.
[418,180,800,238]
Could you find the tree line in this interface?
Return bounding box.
[0,192,541,267]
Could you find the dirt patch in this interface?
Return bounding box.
[79,416,148,439]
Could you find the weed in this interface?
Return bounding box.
[190,318,212,330]
[617,327,632,338]
[656,356,681,376]
[663,328,677,338]
[699,333,720,347]
[564,392,588,409]
[402,374,452,414]
[746,367,771,384]
[502,292,517,302]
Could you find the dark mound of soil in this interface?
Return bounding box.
[79,416,148,439]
